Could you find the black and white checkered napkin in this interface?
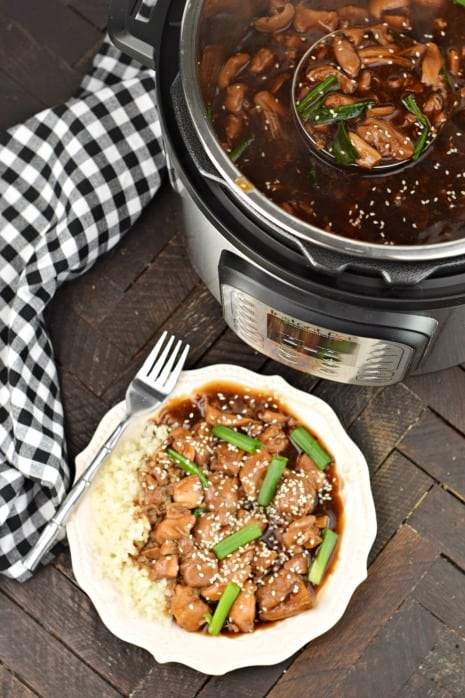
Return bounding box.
[0,38,166,581]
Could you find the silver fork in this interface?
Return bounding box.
[22,331,190,573]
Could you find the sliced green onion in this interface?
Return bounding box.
[207,582,241,635]
[212,425,262,454]
[402,93,430,161]
[290,426,332,470]
[452,0,465,6]
[230,135,254,162]
[440,63,455,91]
[308,528,339,586]
[257,455,288,507]
[213,522,262,560]
[331,122,360,166]
[166,448,209,488]
[296,74,339,116]
[308,100,376,126]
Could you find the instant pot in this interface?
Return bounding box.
[109,0,465,386]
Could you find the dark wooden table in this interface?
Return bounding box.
[1,3,465,697]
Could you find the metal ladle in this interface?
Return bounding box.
[291,25,459,172]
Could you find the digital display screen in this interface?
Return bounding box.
[267,311,358,366]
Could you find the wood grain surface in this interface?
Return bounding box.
[1,3,464,696]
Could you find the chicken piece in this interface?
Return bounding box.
[259,424,289,454]
[154,503,196,543]
[193,511,232,549]
[293,6,338,33]
[149,554,179,581]
[180,548,218,587]
[190,421,214,467]
[224,83,248,114]
[254,90,287,116]
[283,553,309,575]
[210,441,243,476]
[229,582,257,633]
[368,0,409,19]
[334,36,361,78]
[239,450,271,500]
[348,131,382,169]
[202,546,255,601]
[254,2,295,33]
[204,472,240,514]
[249,47,276,74]
[338,5,372,28]
[324,94,358,108]
[357,118,415,161]
[251,540,279,576]
[224,114,244,144]
[305,65,355,95]
[169,426,196,462]
[358,46,414,69]
[218,53,249,89]
[256,568,314,621]
[170,584,210,632]
[273,471,317,519]
[282,515,323,550]
[172,474,204,509]
[204,402,258,428]
[142,473,164,506]
[421,42,444,89]
[295,453,327,491]
[257,408,288,425]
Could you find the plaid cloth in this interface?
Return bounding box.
[0,38,166,581]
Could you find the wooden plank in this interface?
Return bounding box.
[313,380,381,430]
[0,664,37,698]
[90,185,181,296]
[413,556,465,635]
[262,525,440,697]
[322,598,444,697]
[1,563,155,695]
[398,408,465,500]
[347,382,425,474]
[416,624,465,696]
[197,328,266,373]
[406,366,465,436]
[398,672,454,698]
[407,485,465,570]
[0,589,121,698]
[58,367,113,458]
[0,11,82,104]
[97,232,199,356]
[369,450,433,561]
[0,0,102,65]
[64,0,111,31]
[0,70,43,130]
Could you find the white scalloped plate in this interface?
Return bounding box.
[67,364,376,675]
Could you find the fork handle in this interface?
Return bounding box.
[22,418,128,573]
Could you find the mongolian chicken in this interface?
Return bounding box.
[199,0,465,245]
[132,383,341,635]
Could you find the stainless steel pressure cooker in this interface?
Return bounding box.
[109,0,465,386]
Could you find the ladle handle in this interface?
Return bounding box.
[108,0,172,69]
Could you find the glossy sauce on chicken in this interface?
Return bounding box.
[133,383,341,635]
[199,0,465,245]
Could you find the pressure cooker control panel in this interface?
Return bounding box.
[219,253,437,386]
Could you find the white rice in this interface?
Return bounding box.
[91,420,171,622]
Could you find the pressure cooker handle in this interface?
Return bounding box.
[108,0,172,69]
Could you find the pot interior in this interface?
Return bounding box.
[181,0,465,260]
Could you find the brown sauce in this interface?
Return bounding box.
[199,0,465,246]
